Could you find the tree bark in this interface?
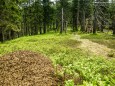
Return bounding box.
[56,20,58,32]
[60,8,64,34]
[93,7,96,34]
[76,1,79,31]
[0,28,3,42]
[81,10,85,32]
[43,22,46,33]
[113,28,115,35]
[112,19,115,35]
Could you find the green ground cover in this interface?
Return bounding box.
[0,33,115,86]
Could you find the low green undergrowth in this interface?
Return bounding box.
[0,33,115,86]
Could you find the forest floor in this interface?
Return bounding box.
[73,34,115,58]
[0,33,115,86]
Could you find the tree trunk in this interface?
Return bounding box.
[60,8,64,34]
[43,22,46,33]
[81,10,85,32]
[76,1,79,31]
[56,20,58,32]
[113,28,115,35]
[93,7,96,34]
[0,28,5,42]
[11,30,15,39]
[65,21,68,33]
[0,33,3,42]
[93,20,96,34]
[0,28,3,42]
[112,19,115,35]
[8,30,11,40]
[2,32,5,42]
[40,26,42,34]
[100,20,104,32]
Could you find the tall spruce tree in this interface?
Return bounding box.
[0,0,24,41]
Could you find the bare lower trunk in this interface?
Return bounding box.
[65,21,68,33]
[113,29,115,35]
[76,1,79,31]
[81,10,85,32]
[93,8,96,34]
[0,32,3,42]
[56,20,58,32]
[0,28,4,42]
[44,22,46,33]
[112,19,115,35]
[60,8,63,34]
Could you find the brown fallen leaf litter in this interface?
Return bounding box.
[0,50,60,86]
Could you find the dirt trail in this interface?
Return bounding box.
[74,34,114,57]
[0,51,58,86]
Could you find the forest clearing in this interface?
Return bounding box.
[0,0,115,86]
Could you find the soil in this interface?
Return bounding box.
[0,51,59,86]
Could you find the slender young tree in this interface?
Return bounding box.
[59,0,71,33]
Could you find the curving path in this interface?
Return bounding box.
[73,34,114,58]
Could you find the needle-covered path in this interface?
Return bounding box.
[73,34,114,58]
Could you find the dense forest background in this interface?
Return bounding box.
[0,0,115,42]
